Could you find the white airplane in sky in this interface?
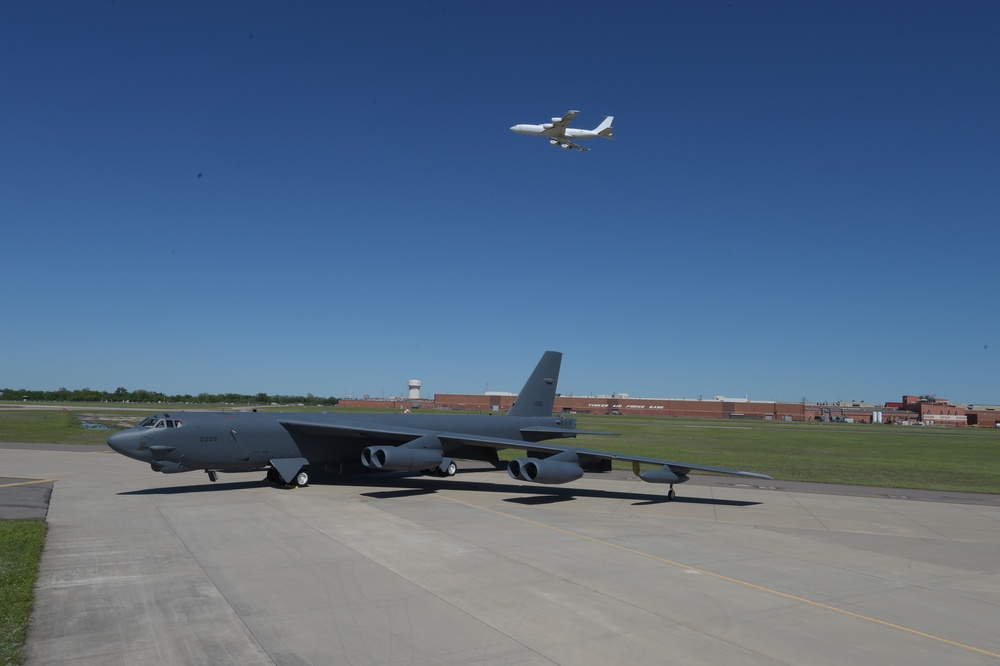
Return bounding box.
[510,110,614,151]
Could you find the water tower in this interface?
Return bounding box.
[407,380,422,400]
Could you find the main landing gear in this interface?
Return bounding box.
[420,460,458,478]
[265,467,309,487]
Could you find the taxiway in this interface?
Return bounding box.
[3,443,999,665]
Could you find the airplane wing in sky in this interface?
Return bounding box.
[552,109,579,128]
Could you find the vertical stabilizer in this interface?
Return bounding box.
[507,351,562,417]
[594,116,614,138]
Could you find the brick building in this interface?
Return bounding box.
[335,390,998,427]
[422,393,1000,426]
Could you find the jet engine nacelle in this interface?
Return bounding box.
[551,117,562,123]
[542,123,554,129]
[508,457,584,484]
[150,461,194,474]
[361,444,443,472]
[560,143,572,150]
[549,139,559,146]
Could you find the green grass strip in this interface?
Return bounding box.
[0,519,47,666]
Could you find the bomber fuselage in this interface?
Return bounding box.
[107,410,578,475]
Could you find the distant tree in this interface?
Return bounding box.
[0,386,338,405]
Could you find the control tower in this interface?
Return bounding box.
[407,380,422,400]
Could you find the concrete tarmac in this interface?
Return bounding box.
[3,443,1000,665]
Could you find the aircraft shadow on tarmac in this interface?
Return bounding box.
[358,476,761,507]
[119,471,761,507]
[119,480,273,495]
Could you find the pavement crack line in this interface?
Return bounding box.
[151,498,276,665]
[442,495,1000,661]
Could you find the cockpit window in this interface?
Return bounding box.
[140,415,181,429]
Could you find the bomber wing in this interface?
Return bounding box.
[278,418,599,447]
[462,438,772,480]
[279,418,426,442]
[278,418,769,480]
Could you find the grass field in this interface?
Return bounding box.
[0,520,47,666]
[2,404,999,492]
[569,415,1000,493]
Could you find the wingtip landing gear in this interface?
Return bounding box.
[667,485,676,501]
[207,470,218,482]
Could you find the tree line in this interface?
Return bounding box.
[0,386,339,406]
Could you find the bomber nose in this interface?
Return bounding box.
[107,430,148,461]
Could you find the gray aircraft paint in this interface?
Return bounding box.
[108,351,770,499]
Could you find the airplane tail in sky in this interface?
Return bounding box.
[507,351,562,417]
[595,116,614,138]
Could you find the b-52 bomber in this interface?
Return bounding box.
[107,351,770,499]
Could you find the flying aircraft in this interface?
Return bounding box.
[107,351,770,499]
[510,110,614,151]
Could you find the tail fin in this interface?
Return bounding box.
[507,351,562,417]
[594,116,614,138]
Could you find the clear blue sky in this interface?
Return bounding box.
[3,1,998,404]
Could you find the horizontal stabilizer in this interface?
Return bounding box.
[519,425,616,439]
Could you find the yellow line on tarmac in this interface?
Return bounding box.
[0,478,56,488]
[444,496,1000,661]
